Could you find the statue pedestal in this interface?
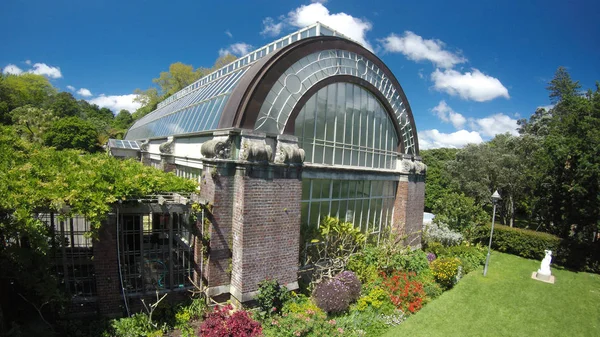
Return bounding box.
[531,272,555,284]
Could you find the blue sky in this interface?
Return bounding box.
[2,0,599,148]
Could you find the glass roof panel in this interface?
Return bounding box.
[125,22,354,140]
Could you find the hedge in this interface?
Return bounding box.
[472,224,600,273]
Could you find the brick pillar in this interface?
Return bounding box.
[199,131,304,302]
[392,157,427,248]
[198,162,236,296]
[392,176,409,237]
[94,215,123,317]
[229,165,302,302]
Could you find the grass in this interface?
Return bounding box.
[384,251,600,337]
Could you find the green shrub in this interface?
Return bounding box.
[429,244,486,274]
[110,313,164,337]
[473,225,600,273]
[472,224,561,260]
[282,294,323,315]
[412,270,443,300]
[347,253,380,284]
[354,287,395,314]
[402,249,431,274]
[431,257,461,289]
[256,279,290,316]
[262,307,342,337]
[336,306,391,336]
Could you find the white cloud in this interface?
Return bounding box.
[431,100,467,129]
[469,113,519,137]
[219,42,253,57]
[225,30,233,38]
[76,88,93,97]
[2,64,23,75]
[431,68,509,102]
[287,3,373,50]
[419,129,484,149]
[28,63,62,79]
[24,60,32,65]
[261,17,284,37]
[310,0,328,3]
[380,31,466,68]
[88,94,141,113]
[537,104,554,111]
[66,85,76,91]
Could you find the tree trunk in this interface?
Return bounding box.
[509,195,514,227]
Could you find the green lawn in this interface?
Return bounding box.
[384,252,600,337]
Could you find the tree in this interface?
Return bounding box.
[2,73,56,109]
[432,192,487,241]
[421,148,459,211]
[45,91,80,118]
[43,117,99,152]
[10,105,57,143]
[113,109,134,130]
[547,66,581,104]
[153,62,205,98]
[132,55,238,121]
[211,53,237,70]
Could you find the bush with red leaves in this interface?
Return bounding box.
[199,304,262,337]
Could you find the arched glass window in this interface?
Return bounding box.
[295,82,398,170]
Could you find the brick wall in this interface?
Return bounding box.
[94,215,123,316]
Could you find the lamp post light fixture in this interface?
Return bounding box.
[483,190,502,276]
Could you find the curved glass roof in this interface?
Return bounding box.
[125,23,352,140]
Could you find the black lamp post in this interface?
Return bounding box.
[483,190,501,276]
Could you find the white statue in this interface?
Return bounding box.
[538,250,552,276]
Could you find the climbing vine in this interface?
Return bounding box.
[0,126,198,238]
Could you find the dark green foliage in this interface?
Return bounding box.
[554,239,600,273]
[256,279,289,315]
[472,225,600,273]
[45,91,80,118]
[472,224,561,260]
[113,109,134,130]
[420,148,459,211]
[43,117,99,152]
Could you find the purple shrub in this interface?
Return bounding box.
[335,270,361,302]
[427,252,437,263]
[312,278,351,313]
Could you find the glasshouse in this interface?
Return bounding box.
[102,22,426,314]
